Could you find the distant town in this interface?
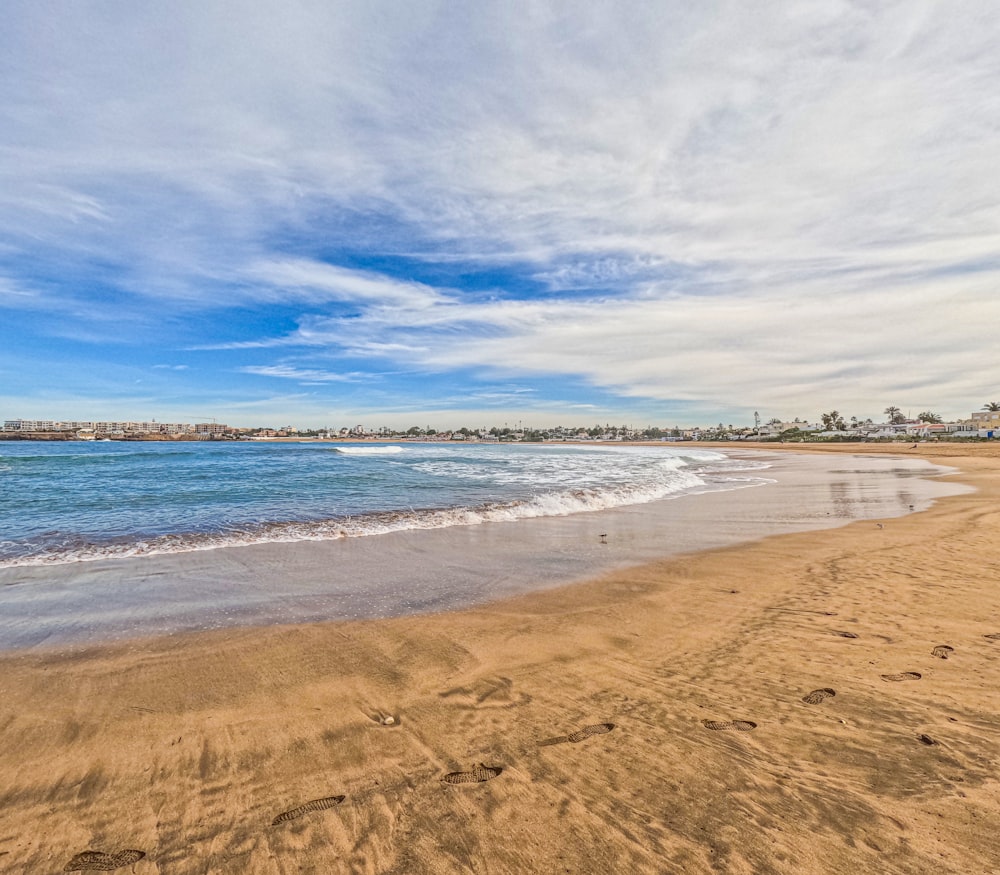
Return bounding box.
[3,405,999,442]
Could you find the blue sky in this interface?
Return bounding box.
[2,1,999,429]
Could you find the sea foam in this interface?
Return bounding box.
[0,442,771,567]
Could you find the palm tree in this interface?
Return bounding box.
[883,405,905,424]
[821,410,846,430]
[917,411,942,423]
[983,401,1000,412]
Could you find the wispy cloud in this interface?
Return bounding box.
[239,365,369,384]
[0,276,39,306]
[242,260,445,308]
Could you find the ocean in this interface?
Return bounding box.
[0,441,769,568]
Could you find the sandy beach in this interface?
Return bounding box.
[2,443,999,873]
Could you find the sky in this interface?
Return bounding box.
[2,1,999,430]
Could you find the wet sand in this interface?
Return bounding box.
[1,443,999,873]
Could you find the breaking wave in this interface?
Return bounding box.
[0,465,771,568]
[0,442,773,568]
[332,445,404,455]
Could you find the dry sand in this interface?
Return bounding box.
[2,442,1000,874]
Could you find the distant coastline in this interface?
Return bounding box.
[2,431,996,446]
[4,408,999,443]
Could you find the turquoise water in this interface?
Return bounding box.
[0,441,769,567]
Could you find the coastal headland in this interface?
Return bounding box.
[1,443,999,873]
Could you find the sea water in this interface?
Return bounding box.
[0,441,770,568]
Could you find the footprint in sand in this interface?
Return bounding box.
[439,676,531,709]
[931,645,954,659]
[918,734,939,746]
[702,719,757,731]
[802,688,836,705]
[880,672,922,682]
[64,850,146,871]
[984,633,1000,641]
[833,630,859,639]
[441,763,503,785]
[538,722,615,747]
[271,795,346,826]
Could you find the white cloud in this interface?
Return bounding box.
[240,365,368,384]
[0,276,39,305]
[239,256,998,419]
[242,260,445,309]
[2,1,1000,421]
[10,0,997,273]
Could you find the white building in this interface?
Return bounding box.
[3,418,217,435]
[4,419,79,431]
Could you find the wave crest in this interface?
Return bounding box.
[0,468,773,568]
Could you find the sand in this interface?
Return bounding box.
[2,443,1000,873]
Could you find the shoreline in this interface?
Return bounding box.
[0,448,965,652]
[2,444,999,872]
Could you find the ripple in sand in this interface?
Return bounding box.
[538,722,615,746]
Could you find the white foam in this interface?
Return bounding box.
[332,446,403,455]
[0,466,775,568]
[0,444,775,569]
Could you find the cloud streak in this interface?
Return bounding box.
[239,364,369,384]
